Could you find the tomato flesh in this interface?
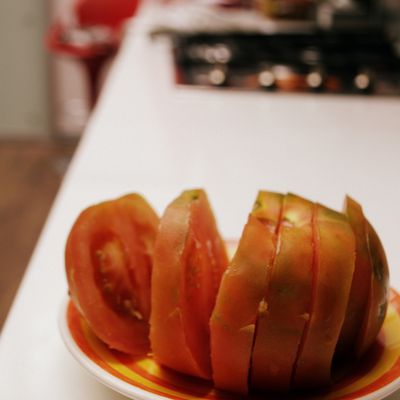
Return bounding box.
[292,204,355,389]
[150,190,228,380]
[65,194,159,354]
[250,193,313,392]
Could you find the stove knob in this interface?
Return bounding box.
[258,70,275,89]
[306,70,323,89]
[209,67,227,86]
[354,72,371,91]
[214,44,232,64]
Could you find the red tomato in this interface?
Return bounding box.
[252,191,283,229]
[210,191,282,394]
[292,204,355,389]
[336,196,372,357]
[150,190,228,380]
[356,220,390,357]
[250,193,314,392]
[65,194,159,354]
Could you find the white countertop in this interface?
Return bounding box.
[1,8,400,399]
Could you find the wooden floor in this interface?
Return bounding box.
[0,138,78,331]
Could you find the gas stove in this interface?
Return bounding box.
[172,29,400,95]
[172,30,400,96]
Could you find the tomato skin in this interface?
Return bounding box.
[293,204,356,389]
[252,191,283,228]
[210,217,276,394]
[250,193,313,393]
[150,190,228,380]
[339,196,389,358]
[210,191,282,394]
[336,196,372,357]
[65,194,159,355]
[356,220,390,357]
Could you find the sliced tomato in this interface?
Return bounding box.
[210,191,282,394]
[336,196,372,357]
[65,194,159,354]
[252,190,283,229]
[150,189,228,380]
[292,204,355,389]
[250,193,313,392]
[356,219,390,357]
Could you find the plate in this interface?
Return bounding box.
[59,289,400,400]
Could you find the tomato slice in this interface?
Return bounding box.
[356,220,390,357]
[150,189,228,380]
[250,193,313,392]
[292,204,355,389]
[252,191,283,228]
[210,191,282,394]
[336,196,372,357]
[65,194,159,354]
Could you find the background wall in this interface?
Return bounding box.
[0,0,51,137]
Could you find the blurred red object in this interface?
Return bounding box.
[255,0,315,18]
[74,0,140,28]
[47,0,140,107]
